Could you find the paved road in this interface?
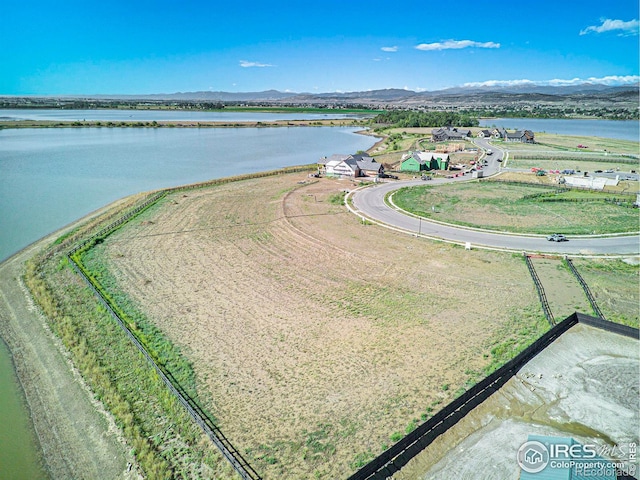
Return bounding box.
[349,174,640,256]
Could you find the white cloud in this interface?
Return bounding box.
[462,75,640,88]
[381,46,398,52]
[239,60,274,68]
[415,39,500,51]
[580,18,639,36]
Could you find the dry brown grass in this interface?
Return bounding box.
[95,172,541,478]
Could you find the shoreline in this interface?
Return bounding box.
[0,118,367,129]
[0,197,141,479]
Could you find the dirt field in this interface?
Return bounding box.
[93,172,543,478]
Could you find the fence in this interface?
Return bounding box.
[524,254,555,326]
[67,257,261,480]
[348,312,639,480]
[564,258,607,321]
[347,314,580,480]
[510,153,637,165]
[62,168,320,480]
[576,312,639,339]
[481,178,637,195]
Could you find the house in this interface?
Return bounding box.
[322,154,359,177]
[431,127,472,142]
[352,153,384,176]
[477,129,493,138]
[491,128,507,139]
[321,153,383,177]
[400,152,449,172]
[504,130,535,143]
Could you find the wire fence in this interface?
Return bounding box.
[565,258,607,321]
[524,254,556,326]
[62,168,319,480]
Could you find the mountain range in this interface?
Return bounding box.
[89,83,639,105]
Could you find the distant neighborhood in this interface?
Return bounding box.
[433,126,535,143]
[320,127,537,178]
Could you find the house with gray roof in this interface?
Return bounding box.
[504,130,535,143]
[431,127,472,142]
[352,154,384,176]
[321,153,383,177]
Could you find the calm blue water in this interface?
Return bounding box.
[0,126,375,261]
[0,108,364,122]
[479,118,639,142]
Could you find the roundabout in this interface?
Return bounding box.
[347,178,640,256]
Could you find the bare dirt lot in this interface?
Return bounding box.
[94,172,544,478]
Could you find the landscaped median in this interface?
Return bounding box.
[390,179,639,235]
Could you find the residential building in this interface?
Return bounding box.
[431,127,472,142]
[320,153,383,177]
[400,151,449,172]
[504,130,535,143]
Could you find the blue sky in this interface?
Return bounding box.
[2,0,638,95]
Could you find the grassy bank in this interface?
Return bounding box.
[23,193,237,479]
[0,118,369,129]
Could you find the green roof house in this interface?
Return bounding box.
[400,152,449,172]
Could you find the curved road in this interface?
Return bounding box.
[349,146,639,255]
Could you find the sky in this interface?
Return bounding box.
[2,0,639,95]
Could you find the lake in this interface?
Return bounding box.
[479,117,639,142]
[0,125,375,261]
[0,340,47,480]
[0,123,376,477]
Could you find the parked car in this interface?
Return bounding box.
[547,233,568,242]
[604,169,614,173]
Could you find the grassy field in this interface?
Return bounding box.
[570,258,639,327]
[21,168,639,479]
[74,173,549,478]
[392,180,639,235]
[500,132,639,172]
[23,196,238,479]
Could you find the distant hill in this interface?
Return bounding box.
[86,83,638,104]
[92,90,301,102]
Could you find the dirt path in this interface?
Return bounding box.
[0,224,136,478]
[529,257,593,320]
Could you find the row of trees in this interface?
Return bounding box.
[372,110,479,128]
